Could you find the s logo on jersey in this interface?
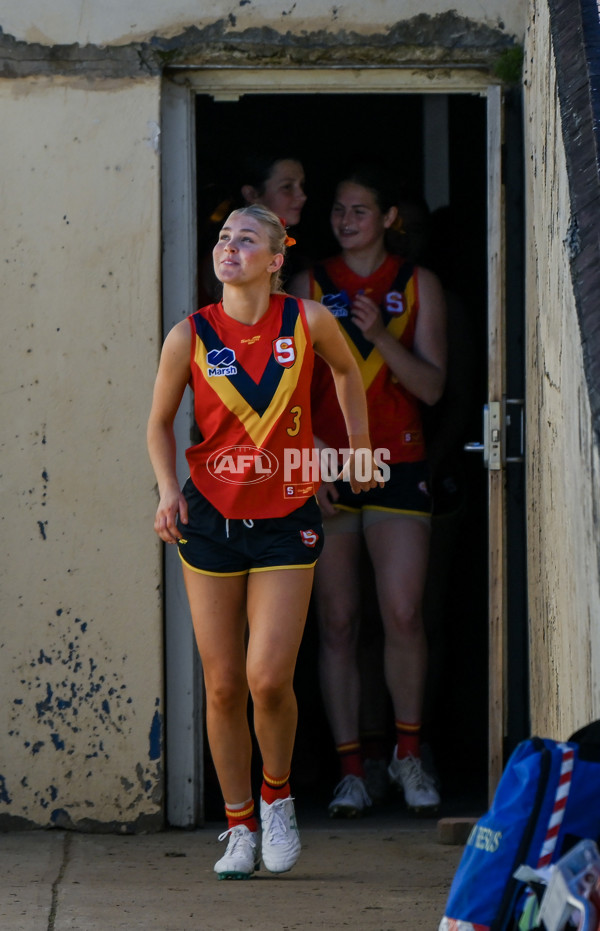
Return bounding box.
[385,291,405,315]
[273,336,296,368]
[207,346,237,377]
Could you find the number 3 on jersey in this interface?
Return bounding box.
[287,405,302,437]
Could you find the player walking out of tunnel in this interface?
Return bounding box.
[148,205,381,878]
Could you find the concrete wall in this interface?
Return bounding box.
[0,0,527,830]
[523,0,600,739]
[1,1,525,47]
[0,76,164,830]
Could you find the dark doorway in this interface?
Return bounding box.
[194,91,491,816]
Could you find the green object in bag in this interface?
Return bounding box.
[518,891,541,930]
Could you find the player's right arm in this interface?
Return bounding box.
[147,320,192,543]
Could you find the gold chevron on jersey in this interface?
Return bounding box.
[332,277,415,391]
[312,268,417,391]
[345,277,415,390]
[192,310,308,449]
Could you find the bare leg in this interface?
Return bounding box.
[181,567,251,805]
[312,532,362,745]
[357,559,388,743]
[246,567,315,778]
[364,517,430,726]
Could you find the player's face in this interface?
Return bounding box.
[331,182,394,253]
[257,160,307,227]
[213,214,281,285]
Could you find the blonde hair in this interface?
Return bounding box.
[225,205,288,293]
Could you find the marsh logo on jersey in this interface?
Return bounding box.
[207,346,237,377]
[322,291,351,318]
[273,336,296,368]
[300,529,319,548]
[385,291,405,315]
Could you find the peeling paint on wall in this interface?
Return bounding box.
[3,606,164,831]
[0,776,12,805]
[145,120,160,153]
[0,12,520,79]
[1,76,163,832]
[0,1,527,52]
[149,702,162,762]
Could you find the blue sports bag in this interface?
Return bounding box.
[439,723,600,931]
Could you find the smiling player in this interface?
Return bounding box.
[290,165,446,818]
[147,204,381,879]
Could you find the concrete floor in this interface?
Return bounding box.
[0,796,478,931]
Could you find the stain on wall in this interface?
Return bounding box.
[0,76,163,831]
[2,607,163,831]
[0,12,519,79]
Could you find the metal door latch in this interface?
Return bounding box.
[464,399,524,470]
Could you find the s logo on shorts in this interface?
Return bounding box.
[300,529,319,548]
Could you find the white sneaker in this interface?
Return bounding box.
[388,750,441,813]
[260,797,301,874]
[328,774,372,818]
[214,825,261,880]
[363,758,391,803]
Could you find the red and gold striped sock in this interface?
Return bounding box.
[225,798,258,832]
[337,740,364,778]
[395,720,421,760]
[261,768,291,805]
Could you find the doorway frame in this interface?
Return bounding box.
[160,67,506,827]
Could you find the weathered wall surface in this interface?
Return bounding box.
[523,0,600,739]
[0,1,525,79]
[0,77,164,830]
[0,0,525,47]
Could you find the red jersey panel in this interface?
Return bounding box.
[310,254,425,463]
[185,294,318,519]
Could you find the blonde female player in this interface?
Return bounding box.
[147,205,380,879]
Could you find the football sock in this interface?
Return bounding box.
[261,768,291,805]
[225,798,258,832]
[395,720,421,760]
[336,739,365,778]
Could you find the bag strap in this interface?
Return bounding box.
[536,744,574,868]
[491,738,553,931]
